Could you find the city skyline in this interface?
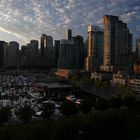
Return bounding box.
[0,0,140,46]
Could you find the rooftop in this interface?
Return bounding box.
[36,82,72,89]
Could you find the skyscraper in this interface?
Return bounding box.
[101,15,132,72]
[58,30,84,70]
[53,40,60,68]
[40,34,53,67]
[6,41,19,68]
[40,34,47,56]
[0,41,8,68]
[72,35,84,69]
[19,45,28,68]
[58,39,75,69]
[66,29,72,41]
[85,25,104,71]
[28,40,38,68]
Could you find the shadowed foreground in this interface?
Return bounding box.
[0,108,140,140]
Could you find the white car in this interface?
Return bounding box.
[1,92,6,96]
[35,111,42,116]
[75,99,82,105]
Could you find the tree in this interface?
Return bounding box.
[41,103,55,119]
[110,97,124,109]
[60,101,78,116]
[125,96,136,108]
[117,86,135,97]
[0,107,11,125]
[95,98,110,111]
[95,81,110,93]
[16,105,34,122]
[80,100,92,114]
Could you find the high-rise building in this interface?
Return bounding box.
[136,39,140,59]
[85,25,104,71]
[67,29,72,41]
[29,40,38,54]
[53,40,60,68]
[101,15,132,72]
[28,40,38,68]
[40,34,47,56]
[58,30,84,70]
[40,34,53,55]
[19,45,28,68]
[72,35,84,69]
[0,41,8,68]
[6,41,19,68]
[40,34,53,67]
[58,39,75,69]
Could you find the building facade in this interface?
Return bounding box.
[58,39,75,69]
[101,15,132,72]
[85,25,104,71]
[72,35,84,69]
[0,41,8,68]
[28,40,38,68]
[19,45,28,68]
[40,34,47,56]
[53,40,60,68]
[58,29,84,70]
[66,29,72,41]
[6,41,19,68]
[40,34,53,68]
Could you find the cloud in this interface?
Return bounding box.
[0,26,28,43]
[0,0,139,46]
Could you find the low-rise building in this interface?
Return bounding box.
[111,71,140,93]
[55,69,78,78]
[111,71,127,87]
[127,79,140,92]
[134,60,140,74]
[91,72,113,81]
[36,82,73,99]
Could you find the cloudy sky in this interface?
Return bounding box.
[0,0,140,47]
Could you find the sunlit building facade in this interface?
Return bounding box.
[85,25,104,71]
[101,15,132,72]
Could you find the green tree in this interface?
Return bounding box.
[60,101,78,116]
[95,98,110,111]
[80,100,92,114]
[110,97,124,109]
[125,96,136,108]
[117,86,135,96]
